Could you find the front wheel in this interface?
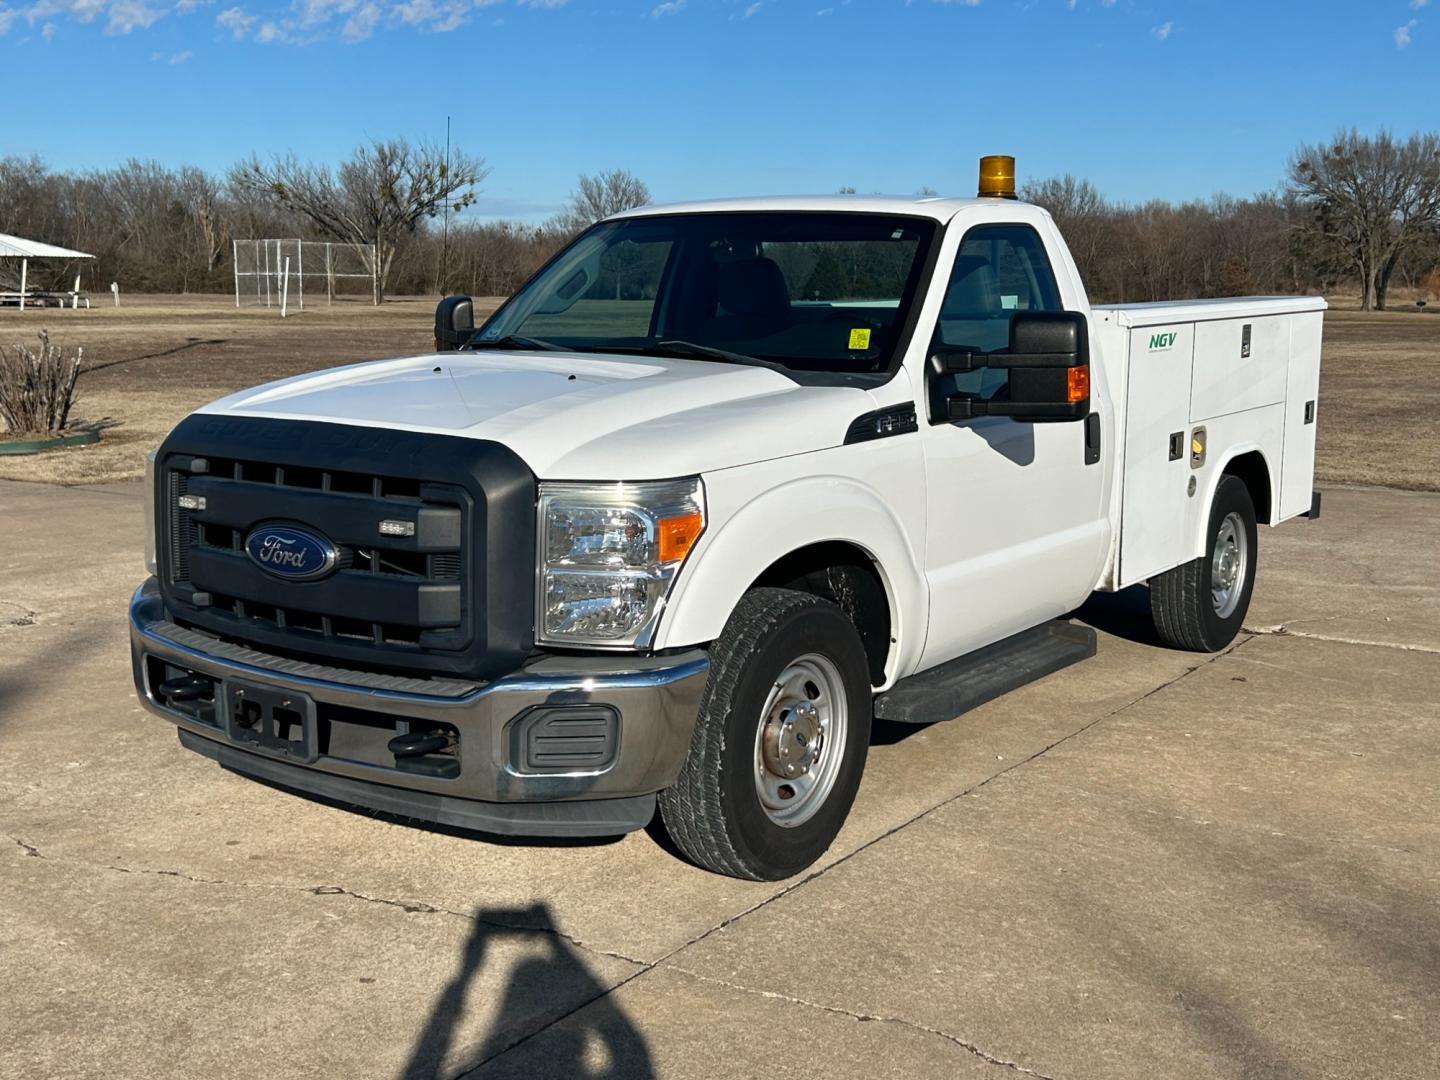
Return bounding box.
[1150,475,1258,652]
[659,588,872,880]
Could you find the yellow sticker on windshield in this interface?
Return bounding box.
[848,328,872,350]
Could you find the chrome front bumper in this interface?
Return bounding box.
[129,579,708,837]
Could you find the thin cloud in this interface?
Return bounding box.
[650,0,684,14]
[742,0,760,15]
[1152,19,1171,40]
[1395,18,1417,47]
[168,45,191,58]
[215,5,254,35]
[106,0,164,31]
[6,0,555,41]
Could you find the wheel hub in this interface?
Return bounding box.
[762,699,823,779]
[1210,511,1249,618]
[752,654,849,829]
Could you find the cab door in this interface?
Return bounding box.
[916,221,1107,670]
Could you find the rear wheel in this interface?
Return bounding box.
[1150,475,1258,652]
[659,588,871,880]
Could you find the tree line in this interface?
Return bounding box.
[2,130,1436,309]
[0,145,645,302]
[1022,130,1440,311]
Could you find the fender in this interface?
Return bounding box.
[653,472,928,690]
[1193,444,1277,559]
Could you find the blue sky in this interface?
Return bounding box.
[2,0,1436,223]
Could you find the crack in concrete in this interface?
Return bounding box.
[1243,624,1438,655]
[668,966,1058,1078]
[302,884,645,966]
[6,837,647,968]
[7,834,42,857]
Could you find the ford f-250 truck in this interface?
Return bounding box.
[131,157,1324,881]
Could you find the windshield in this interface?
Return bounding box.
[473,211,938,381]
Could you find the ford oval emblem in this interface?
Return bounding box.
[244,525,339,581]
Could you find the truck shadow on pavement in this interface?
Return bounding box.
[1071,584,1166,648]
[399,902,654,1080]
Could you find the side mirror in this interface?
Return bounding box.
[936,311,1090,422]
[434,295,474,352]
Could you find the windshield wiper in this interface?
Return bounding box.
[616,339,794,376]
[463,333,566,352]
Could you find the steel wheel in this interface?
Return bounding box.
[1211,510,1248,619]
[753,653,849,828]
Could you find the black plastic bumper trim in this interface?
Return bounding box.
[178,729,656,838]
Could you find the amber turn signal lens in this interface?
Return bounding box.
[1067,366,1090,404]
[657,511,704,563]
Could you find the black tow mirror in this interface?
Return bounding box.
[935,311,1090,422]
[434,295,474,352]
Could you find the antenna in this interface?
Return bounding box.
[440,115,452,294]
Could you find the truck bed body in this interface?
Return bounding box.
[1092,296,1326,591]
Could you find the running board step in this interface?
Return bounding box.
[874,621,1096,725]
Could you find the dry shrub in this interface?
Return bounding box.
[0,331,83,437]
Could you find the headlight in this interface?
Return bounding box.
[538,478,705,648]
[144,449,158,575]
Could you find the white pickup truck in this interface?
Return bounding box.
[131,159,1324,880]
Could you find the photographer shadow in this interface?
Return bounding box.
[400,902,653,1080]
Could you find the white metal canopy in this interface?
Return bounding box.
[0,232,94,310]
[0,233,94,261]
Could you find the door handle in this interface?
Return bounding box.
[1084,412,1101,465]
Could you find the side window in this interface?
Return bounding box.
[933,224,1062,403]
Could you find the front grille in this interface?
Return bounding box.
[155,415,537,681]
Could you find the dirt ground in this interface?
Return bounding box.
[0,294,1435,489]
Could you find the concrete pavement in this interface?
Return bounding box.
[1,479,1436,1079]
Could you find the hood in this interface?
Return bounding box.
[197,351,879,478]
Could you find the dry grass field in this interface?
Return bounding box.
[0,294,1435,490]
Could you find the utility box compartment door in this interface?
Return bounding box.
[1119,323,1199,585]
[1280,312,1324,519]
[1190,316,1289,422]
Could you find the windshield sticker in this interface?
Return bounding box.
[1001,295,1019,310]
[848,328,872,350]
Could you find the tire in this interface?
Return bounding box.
[658,587,872,881]
[1150,475,1258,652]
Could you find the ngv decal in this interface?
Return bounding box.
[1148,332,1179,352]
[244,525,339,581]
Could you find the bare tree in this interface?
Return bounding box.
[554,169,651,235]
[1021,175,1108,287]
[180,167,229,281]
[231,138,490,303]
[1289,129,1440,310]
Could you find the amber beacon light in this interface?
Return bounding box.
[978,155,1017,199]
